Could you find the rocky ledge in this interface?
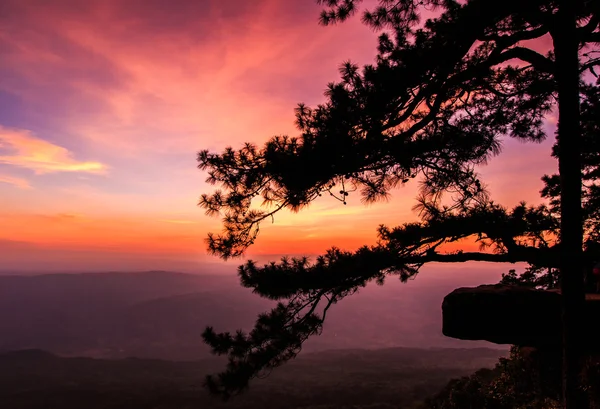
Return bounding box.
[442,285,600,352]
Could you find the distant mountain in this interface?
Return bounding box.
[0,269,506,360]
[0,347,507,409]
[0,271,262,359]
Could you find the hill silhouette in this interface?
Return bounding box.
[0,347,506,409]
[0,269,504,360]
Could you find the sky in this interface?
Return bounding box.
[0,0,558,272]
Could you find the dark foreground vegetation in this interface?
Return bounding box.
[426,347,600,409]
[0,347,504,409]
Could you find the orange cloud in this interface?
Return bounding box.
[159,219,198,224]
[0,126,107,174]
[0,212,200,253]
[35,213,84,222]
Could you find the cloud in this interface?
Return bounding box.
[34,213,84,222]
[159,219,197,224]
[0,126,107,174]
[0,238,40,250]
[0,0,378,157]
[0,173,31,189]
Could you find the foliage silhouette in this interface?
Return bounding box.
[501,85,600,291]
[424,346,600,409]
[198,0,600,404]
[424,346,564,409]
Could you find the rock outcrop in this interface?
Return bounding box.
[442,285,600,352]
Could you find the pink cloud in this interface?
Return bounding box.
[1,0,377,156]
[0,173,31,189]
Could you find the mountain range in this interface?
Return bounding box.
[0,267,507,360]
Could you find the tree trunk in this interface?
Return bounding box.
[552,2,587,408]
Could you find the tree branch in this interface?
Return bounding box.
[403,248,555,267]
[584,31,600,43]
[581,58,600,76]
[479,25,549,48]
[497,47,555,74]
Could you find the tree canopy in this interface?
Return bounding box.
[197,0,600,401]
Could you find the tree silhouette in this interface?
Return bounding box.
[502,85,600,290]
[198,1,599,406]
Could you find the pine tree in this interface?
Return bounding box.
[197,1,600,406]
[503,85,600,290]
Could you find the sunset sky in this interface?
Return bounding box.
[0,0,558,272]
